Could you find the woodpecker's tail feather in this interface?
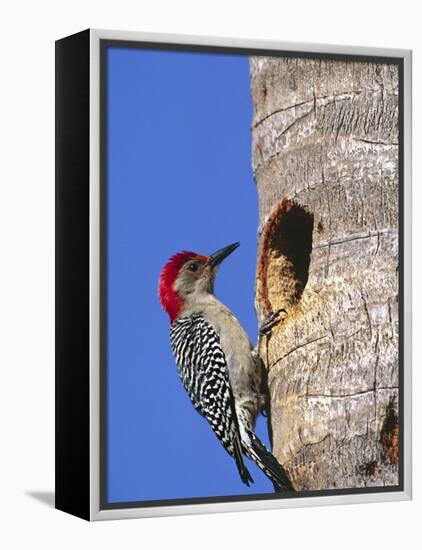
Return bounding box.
[245,431,295,492]
[233,436,254,486]
[237,461,254,486]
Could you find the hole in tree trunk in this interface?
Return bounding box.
[258,198,314,315]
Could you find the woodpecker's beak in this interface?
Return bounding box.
[207,242,240,268]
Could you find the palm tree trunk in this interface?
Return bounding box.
[251,57,399,490]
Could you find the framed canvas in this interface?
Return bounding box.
[55,29,412,521]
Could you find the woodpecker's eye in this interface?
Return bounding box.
[188,262,198,272]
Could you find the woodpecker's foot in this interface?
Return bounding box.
[259,308,287,338]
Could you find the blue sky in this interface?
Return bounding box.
[106,45,274,503]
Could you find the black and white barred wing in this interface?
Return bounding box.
[170,315,253,485]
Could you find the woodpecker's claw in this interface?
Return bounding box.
[259,308,287,337]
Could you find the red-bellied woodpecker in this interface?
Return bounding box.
[159,242,294,491]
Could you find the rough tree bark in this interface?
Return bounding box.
[250,57,399,490]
